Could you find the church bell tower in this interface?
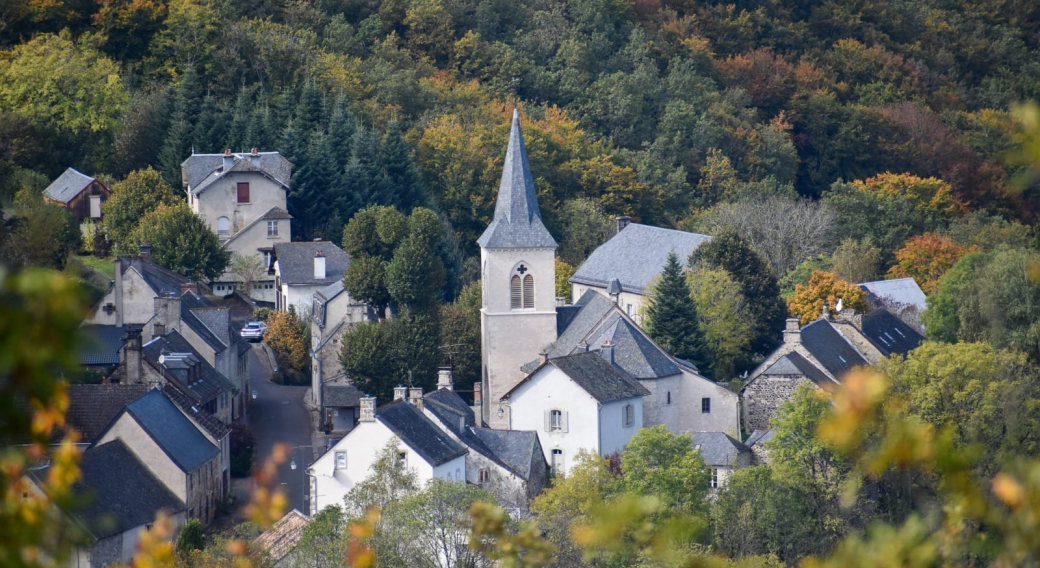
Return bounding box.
[478,110,558,428]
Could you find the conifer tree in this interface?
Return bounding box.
[244,105,271,150]
[292,129,336,238]
[192,94,223,152]
[295,81,324,136]
[338,125,384,220]
[326,97,356,170]
[380,121,424,211]
[158,67,200,186]
[645,252,709,370]
[228,88,252,151]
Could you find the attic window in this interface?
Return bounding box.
[237,182,250,203]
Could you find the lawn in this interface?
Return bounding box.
[75,255,116,280]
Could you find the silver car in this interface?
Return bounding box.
[241,321,267,342]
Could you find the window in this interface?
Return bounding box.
[335,451,346,469]
[710,468,718,489]
[397,451,407,467]
[551,449,564,475]
[549,409,564,432]
[510,275,522,309]
[701,397,711,414]
[478,468,490,483]
[666,391,671,405]
[267,221,279,237]
[623,403,634,428]
[510,264,534,309]
[626,303,633,316]
[523,274,534,308]
[237,182,250,203]
[217,216,230,235]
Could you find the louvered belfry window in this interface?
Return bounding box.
[510,275,522,309]
[523,275,534,308]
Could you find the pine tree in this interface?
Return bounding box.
[326,97,356,171]
[380,121,424,211]
[645,252,709,370]
[158,67,200,186]
[292,129,337,239]
[228,87,252,151]
[295,81,324,135]
[244,105,271,150]
[337,125,383,220]
[192,94,223,152]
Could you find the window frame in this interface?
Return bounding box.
[236,182,250,203]
[217,216,230,236]
[701,397,711,414]
[623,403,634,427]
[267,220,279,237]
[335,451,346,469]
[551,449,564,475]
[710,468,718,489]
[550,409,563,432]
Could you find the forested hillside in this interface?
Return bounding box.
[3,0,1039,262]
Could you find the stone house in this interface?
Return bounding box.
[310,280,376,409]
[501,351,649,477]
[569,219,711,323]
[858,277,927,332]
[308,394,468,516]
[85,247,193,327]
[273,241,350,314]
[744,430,775,466]
[181,150,293,303]
[743,309,925,432]
[689,431,752,493]
[27,439,187,568]
[42,167,111,223]
[94,389,224,525]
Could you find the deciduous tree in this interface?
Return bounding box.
[686,266,755,380]
[103,167,182,253]
[787,271,867,325]
[125,202,229,280]
[887,233,975,295]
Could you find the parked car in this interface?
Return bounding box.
[241,321,267,342]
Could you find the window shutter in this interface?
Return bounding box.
[563,410,569,433]
[237,182,250,203]
[543,410,551,432]
[511,276,522,309]
[523,275,534,308]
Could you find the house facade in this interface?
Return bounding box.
[501,351,649,476]
[273,241,350,313]
[86,248,193,327]
[42,167,111,223]
[689,431,752,493]
[181,150,294,302]
[310,280,376,409]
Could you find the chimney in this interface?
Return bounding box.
[601,340,614,365]
[251,147,259,156]
[121,328,143,384]
[473,382,482,407]
[437,367,453,391]
[578,340,589,352]
[616,216,631,234]
[393,385,407,401]
[314,251,326,280]
[408,387,423,412]
[821,303,830,320]
[556,297,566,307]
[359,396,376,422]
[180,282,198,297]
[222,149,234,170]
[139,241,152,262]
[153,293,182,334]
[783,318,801,344]
[850,313,863,331]
[539,350,549,364]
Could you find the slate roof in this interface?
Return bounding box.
[512,351,649,403]
[376,400,468,466]
[274,241,350,286]
[744,429,775,448]
[555,304,582,335]
[254,510,309,564]
[143,331,237,403]
[760,352,831,386]
[161,384,230,440]
[225,207,293,247]
[122,389,220,472]
[476,110,557,250]
[860,309,925,357]
[181,152,293,193]
[323,382,361,407]
[799,319,869,379]
[315,280,345,302]
[691,431,750,467]
[424,389,477,427]
[470,429,542,481]
[63,384,151,442]
[570,224,710,294]
[44,440,185,540]
[78,325,129,366]
[180,293,230,351]
[525,291,684,379]
[43,167,95,203]
[126,258,192,297]
[858,277,927,312]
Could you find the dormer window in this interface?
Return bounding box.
[509,264,534,310]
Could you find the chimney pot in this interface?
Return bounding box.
[616,216,631,234]
[393,385,407,401]
[139,241,152,262]
[601,340,614,365]
[539,350,548,364]
[437,367,453,391]
[180,282,197,297]
[556,296,566,307]
[223,149,231,156]
[251,148,259,156]
[314,251,327,280]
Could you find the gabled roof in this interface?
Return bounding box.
[274,241,350,286]
[143,331,237,403]
[760,352,832,386]
[744,429,774,448]
[860,309,924,357]
[121,389,220,472]
[376,400,468,466]
[799,319,869,378]
[254,510,309,564]
[43,167,96,203]
[570,224,710,294]
[78,325,130,366]
[476,110,557,250]
[470,429,543,481]
[690,431,750,467]
[63,384,151,442]
[511,351,650,404]
[315,280,346,302]
[180,293,229,352]
[181,152,293,193]
[224,207,292,248]
[126,258,192,297]
[161,384,230,440]
[323,382,361,408]
[858,277,926,312]
[34,440,185,540]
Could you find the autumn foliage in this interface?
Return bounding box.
[887,233,977,294]
[264,310,310,384]
[787,271,868,325]
[851,172,967,220]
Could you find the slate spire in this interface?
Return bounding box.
[477,109,557,249]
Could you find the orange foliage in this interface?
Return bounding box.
[852,172,967,219]
[788,271,868,325]
[887,233,976,294]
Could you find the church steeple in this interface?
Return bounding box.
[477,109,557,250]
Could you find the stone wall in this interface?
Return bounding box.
[742,374,812,432]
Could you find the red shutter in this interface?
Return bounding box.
[237,182,250,203]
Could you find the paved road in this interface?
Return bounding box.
[246,346,313,514]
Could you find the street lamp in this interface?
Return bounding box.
[288,446,313,515]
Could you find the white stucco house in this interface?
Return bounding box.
[273,241,350,314]
[499,350,649,476]
[308,393,468,515]
[310,280,376,409]
[689,431,752,493]
[181,150,294,303]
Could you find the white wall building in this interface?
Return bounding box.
[273,241,350,314]
[310,280,376,409]
[500,351,649,476]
